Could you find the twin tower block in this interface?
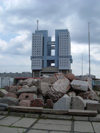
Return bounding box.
[31,29,73,77]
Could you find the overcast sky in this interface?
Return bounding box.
[0,0,100,78]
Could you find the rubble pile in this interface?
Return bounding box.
[0,73,100,112]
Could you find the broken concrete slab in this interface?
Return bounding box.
[87,103,100,113]
[19,93,37,101]
[65,73,76,81]
[45,99,53,108]
[71,96,85,110]
[0,97,18,106]
[40,82,50,96]
[55,73,66,80]
[41,75,57,84]
[84,99,99,105]
[68,91,76,97]
[31,98,44,107]
[0,103,8,111]
[9,86,17,93]
[53,94,71,110]
[71,80,89,91]
[17,86,37,94]
[5,92,17,98]
[78,91,99,100]
[19,100,31,107]
[0,89,8,97]
[47,78,70,101]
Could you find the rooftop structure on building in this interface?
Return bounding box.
[31,28,72,77]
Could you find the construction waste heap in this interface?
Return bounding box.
[0,73,100,114]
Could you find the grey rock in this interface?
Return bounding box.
[0,103,8,111]
[0,89,8,97]
[40,82,50,96]
[53,94,71,110]
[21,78,40,87]
[17,86,37,94]
[71,80,89,91]
[71,96,85,110]
[47,78,70,101]
[0,97,18,105]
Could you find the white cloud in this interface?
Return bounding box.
[0,39,7,50]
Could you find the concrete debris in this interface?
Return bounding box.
[0,73,99,111]
[45,99,53,108]
[53,94,71,110]
[55,73,66,80]
[71,96,85,110]
[5,92,17,98]
[40,82,50,96]
[9,86,17,93]
[84,99,99,104]
[71,80,89,91]
[65,73,76,81]
[17,86,37,94]
[19,100,31,107]
[0,103,8,111]
[19,93,37,101]
[47,78,70,102]
[31,98,44,107]
[0,97,18,106]
[68,91,76,97]
[41,75,57,84]
[79,90,99,101]
[0,89,8,97]
[87,103,100,113]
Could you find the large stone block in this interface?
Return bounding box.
[40,82,50,96]
[9,86,17,93]
[87,103,100,113]
[0,97,18,105]
[47,78,70,101]
[0,89,8,97]
[19,93,37,101]
[53,94,71,110]
[78,91,99,100]
[17,86,37,94]
[71,96,85,110]
[5,92,17,98]
[55,73,66,80]
[71,80,88,91]
[19,100,31,107]
[0,103,8,111]
[41,75,57,84]
[19,78,40,87]
[65,73,76,81]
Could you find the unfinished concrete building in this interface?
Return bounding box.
[31,29,72,77]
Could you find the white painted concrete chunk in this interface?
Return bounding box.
[71,80,88,91]
[72,96,85,110]
[53,94,71,110]
[53,78,70,93]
